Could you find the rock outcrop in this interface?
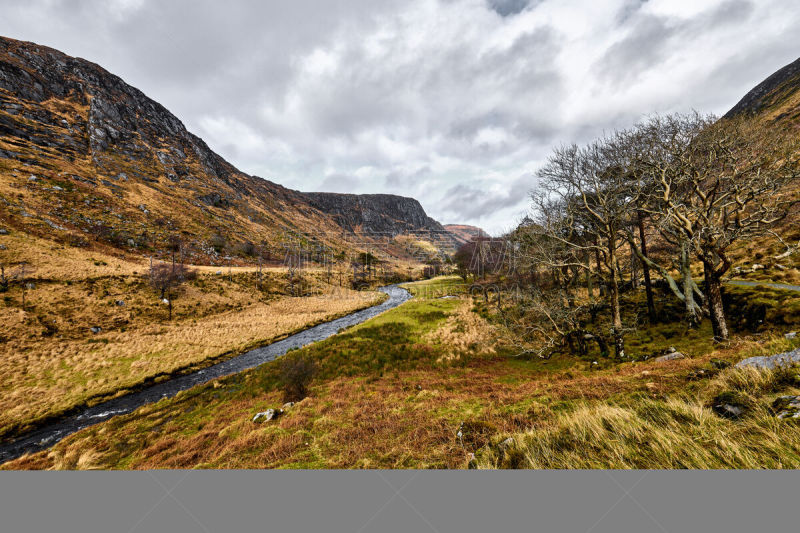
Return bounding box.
[301,192,446,237]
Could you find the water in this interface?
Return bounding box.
[0,285,412,465]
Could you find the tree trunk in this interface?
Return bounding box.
[586,257,594,302]
[703,256,729,341]
[637,213,656,321]
[681,242,700,327]
[595,248,605,296]
[607,240,625,358]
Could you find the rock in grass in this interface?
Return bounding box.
[281,402,295,410]
[713,403,745,419]
[655,351,685,362]
[253,408,283,423]
[772,396,800,419]
[115,300,126,306]
[735,348,800,370]
[786,331,797,340]
[90,326,102,334]
[0,228,8,235]
[498,437,515,451]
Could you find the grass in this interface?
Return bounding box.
[0,242,386,439]
[4,277,800,470]
[477,364,800,469]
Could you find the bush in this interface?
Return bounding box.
[280,351,316,402]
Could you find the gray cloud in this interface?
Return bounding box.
[487,0,533,17]
[1,0,798,234]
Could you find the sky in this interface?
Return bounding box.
[2,0,800,235]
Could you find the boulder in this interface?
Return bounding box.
[772,396,800,419]
[253,408,283,423]
[713,403,744,419]
[735,348,800,370]
[655,351,685,362]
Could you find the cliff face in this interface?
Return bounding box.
[301,192,446,237]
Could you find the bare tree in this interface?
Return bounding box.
[531,139,638,358]
[631,114,800,340]
[149,261,194,320]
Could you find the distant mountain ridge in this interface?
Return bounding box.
[443,224,486,246]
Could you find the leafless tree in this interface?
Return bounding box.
[149,261,194,320]
[631,114,800,340]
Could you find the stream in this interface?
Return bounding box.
[0,285,412,465]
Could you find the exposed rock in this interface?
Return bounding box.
[90,326,102,334]
[252,408,283,423]
[0,228,8,235]
[115,300,125,306]
[786,332,797,340]
[713,403,744,419]
[498,437,515,451]
[735,348,800,370]
[25,282,35,289]
[281,402,295,410]
[655,351,685,362]
[302,192,449,241]
[772,396,800,419]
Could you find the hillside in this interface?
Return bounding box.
[0,35,455,265]
[443,224,486,246]
[724,56,800,122]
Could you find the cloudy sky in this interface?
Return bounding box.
[2,0,800,234]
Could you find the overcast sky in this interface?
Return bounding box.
[2,0,799,234]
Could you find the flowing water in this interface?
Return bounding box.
[0,285,412,465]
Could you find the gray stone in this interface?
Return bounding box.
[736,348,800,370]
[90,326,102,334]
[655,351,685,362]
[253,408,283,423]
[713,403,744,419]
[281,402,295,410]
[773,396,800,419]
[115,300,126,307]
[52,185,63,191]
[786,332,797,340]
[0,228,8,235]
[498,437,515,451]
[25,282,35,290]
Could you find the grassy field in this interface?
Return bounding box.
[4,277,800,469]
[0,235,386,439]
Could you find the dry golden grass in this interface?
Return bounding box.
[424,300,496,362]
[5,277,800,471]
[0,271,384,438]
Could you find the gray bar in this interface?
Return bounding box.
[1,470,797,533]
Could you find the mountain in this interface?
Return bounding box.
[724,56,800,123]
[302,192,445,236]
[0,36,451,263]
[443,224,487,246]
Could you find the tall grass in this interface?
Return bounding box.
[479,365,800,469]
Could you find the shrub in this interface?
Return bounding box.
[280,351,316,402]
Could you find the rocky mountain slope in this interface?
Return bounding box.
[725,56,800,123]
[443,224,486,246]
[0,36,455,264]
